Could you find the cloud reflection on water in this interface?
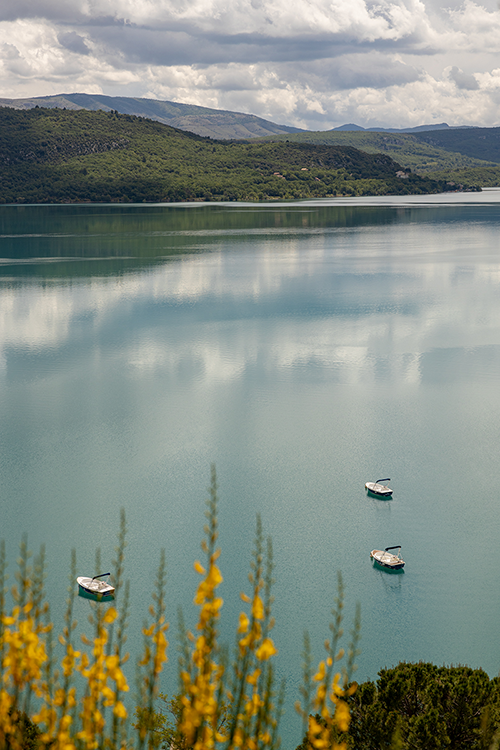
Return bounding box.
[1,222,500,390]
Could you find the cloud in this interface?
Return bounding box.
[0,0,500,128]
[449,65,479,90]
[1,42,35,76]
[0,0,85,23]
[446,0,500,51]
[1,0,441,62]
[57,30,90,54]
[287,54,422,91]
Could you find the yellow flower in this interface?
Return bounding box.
[238,613,250,634]
[113,701,128,719]
[251,594,264,621]
[335,700,350,732]
[255,638,277,661]
[331,673,344,697]
[246,667,262,685]
[314,660,326,682]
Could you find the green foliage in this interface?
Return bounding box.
[1,93,300,139]
[0,107,457,203]
[346,661,500,750]
[133,693,177,750]
[412,128,500,164]
[134,692,232,750]
[256,130,494,181]
[6,709,41,750]
[427,165,500,188]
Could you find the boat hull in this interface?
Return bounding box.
[77,576,115,597]
[370,550,405,570]
[365,482,393,497]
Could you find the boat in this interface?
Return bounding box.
[365,478,393,497]
[370,547,405,570]
[77,573,115,597]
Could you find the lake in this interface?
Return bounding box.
[2,191,500,746]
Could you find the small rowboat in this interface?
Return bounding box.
[365,478,393,497]
[77,573,115,597]
[370,547,405,570]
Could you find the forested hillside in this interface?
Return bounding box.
[256,129,497,173]
[255,127,500,185]
[412,126,500,162]
[0,92,303,139]
[0,107,462,203]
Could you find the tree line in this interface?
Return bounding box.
[0,107,472,204]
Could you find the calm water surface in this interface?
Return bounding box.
[2,192,500,745]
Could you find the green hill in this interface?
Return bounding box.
[0,107,462,204]
[412,126,500,162]
[255,129,497,172]
[4,93,500,186]
[0,93,304,140]
[253,127,500,185]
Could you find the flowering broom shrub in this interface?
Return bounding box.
[0,467,358,749]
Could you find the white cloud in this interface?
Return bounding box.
[1,0,500,128]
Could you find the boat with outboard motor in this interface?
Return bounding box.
[365,478,393,497]
[370,546,405,570]
[77,573,115,597]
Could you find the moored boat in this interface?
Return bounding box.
[370,546,405,570]
[77,573,115,597]
[365,478,393,497]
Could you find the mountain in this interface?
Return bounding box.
[411,127,500,163]
[1,92,495,186]
[0,93,304,140]
[0,106,460,204]
[332,123,455,133]
[333,123,367,132]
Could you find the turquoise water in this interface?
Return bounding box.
[2,194,500,745]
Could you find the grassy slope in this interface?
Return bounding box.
[0,107,458,204]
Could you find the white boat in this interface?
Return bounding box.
[365,478,393,497]
[77,573,115,597]
[370,546,405,570]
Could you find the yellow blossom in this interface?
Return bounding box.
[113,701,128,719]
[251,594,264,620]
[255,638,277,661]
[314,661,326,682]
[194,560,206,575]
[246,668,262,685]
[238,613,250,633]
[331,673,344,697]
[335,700,350,732]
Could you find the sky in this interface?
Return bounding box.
[1,0,500,131]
